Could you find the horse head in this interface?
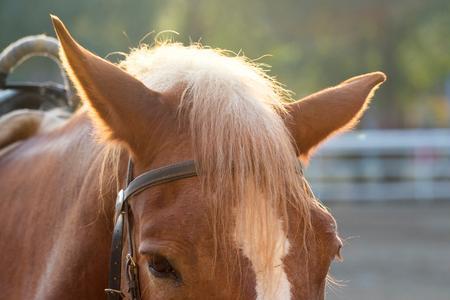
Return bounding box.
[52,15,385,300]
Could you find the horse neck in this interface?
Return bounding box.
[0,110,131,299]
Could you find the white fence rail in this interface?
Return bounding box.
[306,129,450,202]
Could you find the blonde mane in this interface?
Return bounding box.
[118,43,318,296]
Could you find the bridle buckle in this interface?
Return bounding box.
[105,288,125,298]
[115,189,125,212]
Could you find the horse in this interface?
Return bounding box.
[0,16,386,300]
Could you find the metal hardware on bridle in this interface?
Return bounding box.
[105,159,198,300]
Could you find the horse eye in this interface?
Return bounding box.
[148,254,180,281]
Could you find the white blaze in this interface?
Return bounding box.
[254,237,292,300]
[235,197,292,300]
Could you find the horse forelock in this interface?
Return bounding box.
[118,43,319,297]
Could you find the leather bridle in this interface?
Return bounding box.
[105,159,198,300]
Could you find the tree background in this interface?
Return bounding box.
[1,0,449,128]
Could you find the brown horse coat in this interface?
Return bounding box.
[0,16,385,300]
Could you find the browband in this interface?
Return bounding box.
[123,160,197,201]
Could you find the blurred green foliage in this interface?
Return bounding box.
[0,0,449,128]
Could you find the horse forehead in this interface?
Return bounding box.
[134,182,208,235]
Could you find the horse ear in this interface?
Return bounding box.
[284,72,386,159]
[51,15,170,153]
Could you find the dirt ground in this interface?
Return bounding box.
[325,202,450,300]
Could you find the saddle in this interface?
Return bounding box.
[0,108,70,150]
[0,35,77,151]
